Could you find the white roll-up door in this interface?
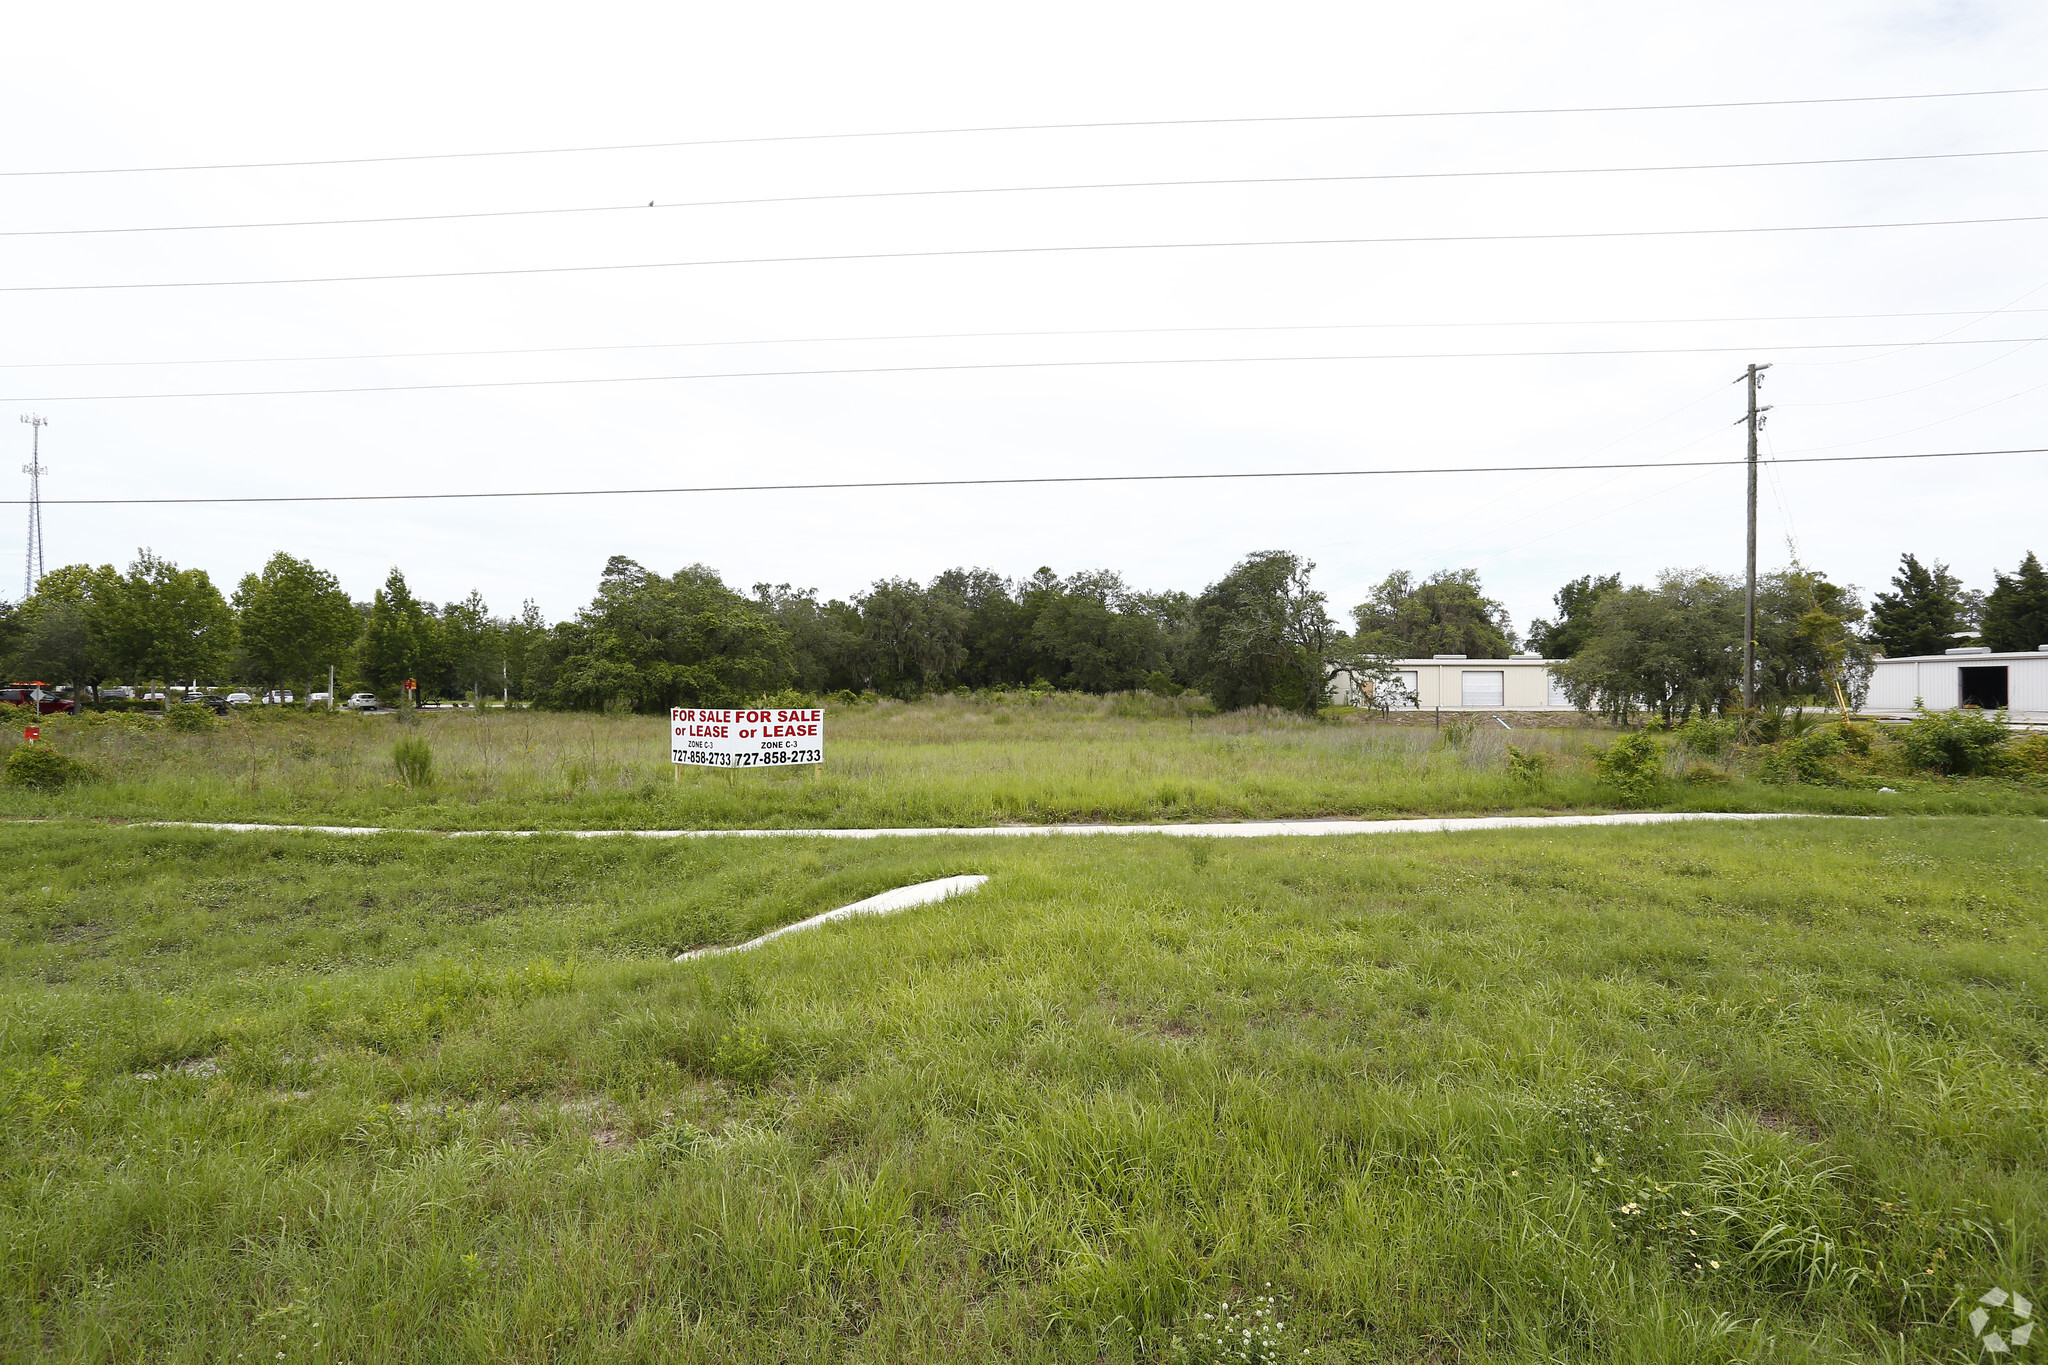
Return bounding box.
[1461,670,1505,707]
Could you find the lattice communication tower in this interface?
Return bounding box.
[20,414,47,600]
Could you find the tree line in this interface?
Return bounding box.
[2,544,2042,720]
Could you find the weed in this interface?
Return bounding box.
[1170,1289,1302,1364]
[1899,706,2010,776]
[1503,742,1551,786]
[710,1024,778,1089]
[391,735,434,788]
[1592,730,1663,806]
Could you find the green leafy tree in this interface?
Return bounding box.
[233,553,362,694]
[1754,566,1872,712]
[1194,550,1336,714]
[5,564,117,695]
[503,599,548,700]
[856,577,968,696]
[752,583,866,693]
[1026,571,1166,693]
[95,550,235,686]
[358,568,439,694]
[1351,568,1515,658]
[438,589,503,699]
[540,557,790,711]
[1981,551,2048,653]
[1553,571,1743,723]
[1526,573,1622,658]
[931,567,1027,687]
[1868,554,1973,657]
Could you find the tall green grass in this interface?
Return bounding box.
[2,694,2037,829]
[3,817,2043,1360]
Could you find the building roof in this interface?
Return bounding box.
[1872,650,2048,663]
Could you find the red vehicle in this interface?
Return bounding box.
[1,684,79,716]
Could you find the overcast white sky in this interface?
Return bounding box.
[5,2,2045,639]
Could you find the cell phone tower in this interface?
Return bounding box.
[20,414,47,600]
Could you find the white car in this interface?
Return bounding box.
[225,692,253,705]
[307,692,332,705]
[260,690,295,704]
[345,693,381,711]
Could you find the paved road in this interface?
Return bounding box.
[137,811,1856,840]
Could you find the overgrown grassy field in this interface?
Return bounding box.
[5,816,2044,1361]
[3,694,2041,829]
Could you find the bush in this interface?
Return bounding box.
[2005,733,2048,777]
[1898,707,2009,776]
[1763,727,1846,785]
[1683,762,1730,786]
[1591,730,1663,806]
[1673,715,1736,759]
[392,736,434,788]
[1141,671,1184,698]
[165,703,215,732]
[4,744,101,791]
[1503,742,1550,785]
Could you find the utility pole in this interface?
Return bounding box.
[1738,365,1772,711]
[19,414,47,600]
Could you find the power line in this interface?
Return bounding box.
[9,85,2044,177]
[11,147,2044,239]
[11,213,2044,295]
[10,309,2048,373]
[9,336,2043,403]
[11,445,2041,506]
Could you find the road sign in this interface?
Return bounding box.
[671,707,823,768]
[22,726,38,742]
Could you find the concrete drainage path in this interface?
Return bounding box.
[136,811,1850,840]
[675,875,989,962]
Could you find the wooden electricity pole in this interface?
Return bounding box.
[1741,363,1772,711]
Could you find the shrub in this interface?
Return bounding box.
[1438,716,1475,748]
[1591,730,1663,806]
[1764,727,1846,785]
[1673,715,1736,759]
[166,703,215,732]
[1898,706,2009,776]
[2005,733,2048,777]
[1683,762,1730,786]
[392,736,434,788]
[1142,670,1183,698]
[4,744,101,791]
[1503,742,1550,785]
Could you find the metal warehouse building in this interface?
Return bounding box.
[1865,646,2048,723]
[1328,655,1574,711]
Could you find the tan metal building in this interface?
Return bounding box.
[1328,655,1575,711]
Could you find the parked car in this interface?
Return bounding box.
[99,686,136,700]
[260,690,296,705]
[307,692,332,706]
[346,693,382,711]
[182,694,230,715]
[225,692,253,705]
[1,685,79,716]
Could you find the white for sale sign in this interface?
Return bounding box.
[671,707,824,768]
